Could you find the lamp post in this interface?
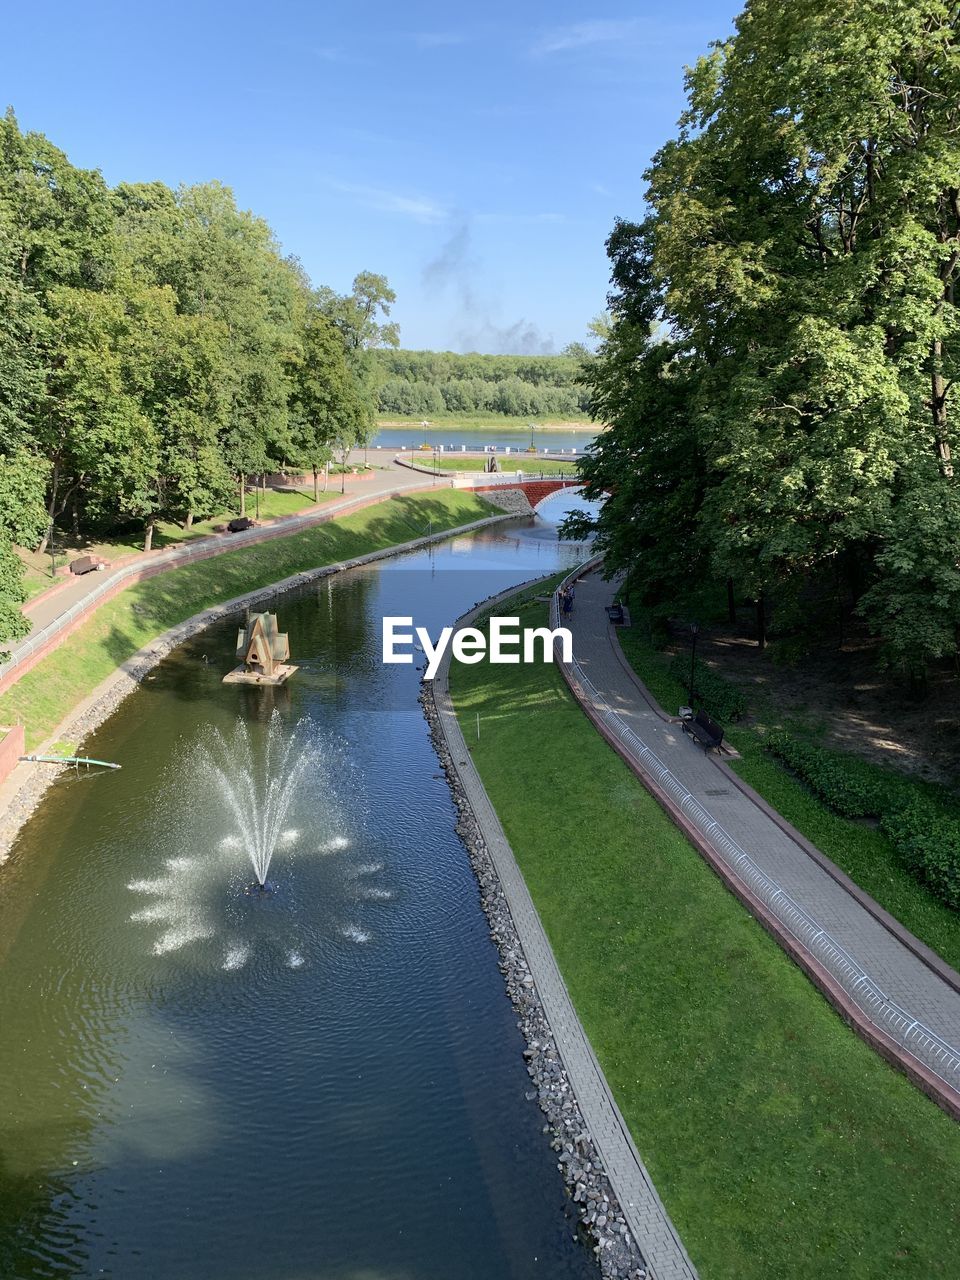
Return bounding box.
[688,621,700,706]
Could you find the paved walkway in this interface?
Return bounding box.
[17,461,436,641]
[433,601,699,1280]
[562,565,960,1108]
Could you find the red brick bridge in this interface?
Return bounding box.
[470,478,582,508]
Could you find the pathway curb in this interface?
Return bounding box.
[2,481,442,694]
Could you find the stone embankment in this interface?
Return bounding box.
[420,684,648,1280]
[479,487,534,515]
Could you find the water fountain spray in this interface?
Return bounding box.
[203,713,310,890]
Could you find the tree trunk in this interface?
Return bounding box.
[726,577,736,623]
[323,463,329,493]
[313,467,319,502]
[184,511,194,530]
[239,475,246,517]
[144,515,156,553]
[931,338,953,476]
[37,460,59,555]
[755,593,766,650]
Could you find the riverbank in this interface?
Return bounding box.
[424,573,675,1280]
[447,590,960,1279]
[0,491,507,863]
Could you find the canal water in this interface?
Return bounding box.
[0,498,600,1280]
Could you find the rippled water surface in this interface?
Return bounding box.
[0,505,599,1280]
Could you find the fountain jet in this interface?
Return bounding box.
[203,714,309,886]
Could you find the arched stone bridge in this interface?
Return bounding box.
[469,478,582,509]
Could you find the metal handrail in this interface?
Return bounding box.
[551,573,960,1092]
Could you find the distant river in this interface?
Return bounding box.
[372,424,599,454]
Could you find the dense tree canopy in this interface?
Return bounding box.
[571,0,960,674]
[374,349,591,418]
[0,109,395,649]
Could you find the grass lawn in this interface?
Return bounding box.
[21,558,72,602]
[2,490,497,751]
[449,595,960,1278]
[616,625,960,974]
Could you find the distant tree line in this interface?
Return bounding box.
[374,349,592,418]
[567,0,960,677]
[0,109,398,650]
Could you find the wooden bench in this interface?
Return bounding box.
[682,708,724,752]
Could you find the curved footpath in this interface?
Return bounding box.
[555,561,960,1118]
[2,461,443,692]
[429,586,698,1280]
[0,505,512,862]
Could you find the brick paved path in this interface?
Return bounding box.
[562,566,960,1107]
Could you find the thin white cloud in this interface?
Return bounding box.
[329,181,449,224]
[304,45,368,65]
[532,18,675,56]
[414,32,467,48]
[474,211,566,226]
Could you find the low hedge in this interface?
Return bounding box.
[764,732,897,818]
[669,654,747,722]
[880,802,960,911]
[765,732,960,912]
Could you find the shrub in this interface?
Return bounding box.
[764,732,889,819]
[765,731,960,912]
[881,801,960,911]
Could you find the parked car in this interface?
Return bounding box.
[69,554,110,575]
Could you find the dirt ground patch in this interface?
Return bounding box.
[665,615,960,790]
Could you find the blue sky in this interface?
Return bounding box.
[3,2,739,353]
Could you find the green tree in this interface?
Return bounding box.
[0,107,116,292]
[288,305,364,499]
[0,448,48,654]
[580,0,960,669]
